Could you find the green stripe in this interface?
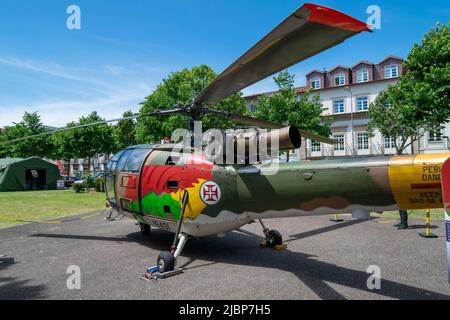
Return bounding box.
[131,192,181,220]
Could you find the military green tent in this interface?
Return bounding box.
[0,157,61,192]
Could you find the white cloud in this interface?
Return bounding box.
[0,56,167,127]
[0,90,146,127]
[0,57,114,91]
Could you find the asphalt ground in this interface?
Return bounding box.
[0,212,449,300]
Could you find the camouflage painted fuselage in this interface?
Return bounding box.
[105,145,450,237]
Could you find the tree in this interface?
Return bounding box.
[136,65,247,143]
[367,88,436,155]
[368,23,450,155]
[1,112,55,159]
[113,110,137,151]
[0,130,9,158]
[400,23,449,124]
[53,122,79,175]
[70,112,115,170]
[254,70,331,136]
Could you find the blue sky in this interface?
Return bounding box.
[0,0,448,127]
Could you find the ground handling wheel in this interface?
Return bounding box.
[139,222,151,235]
[265,230,283,248]
[157,251,175,273]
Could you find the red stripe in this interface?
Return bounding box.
[411,183,442,189]
[304,3,371,33]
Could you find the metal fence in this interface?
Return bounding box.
[305,142,409,160]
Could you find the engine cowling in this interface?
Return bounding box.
[205,126,302,164]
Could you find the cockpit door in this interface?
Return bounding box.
[105,173,117,206]
[115,149,149,213]
[105,150,125,207]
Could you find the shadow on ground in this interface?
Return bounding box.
[0,257,47,300]
[31,221,450,300]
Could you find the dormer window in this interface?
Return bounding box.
[385,65,398,79]
[334,73,345,86]
[356,69,369,83]
[311,77,321,89]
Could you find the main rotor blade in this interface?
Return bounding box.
[203,108,284,129]
[195,3,371,105]
[0,108,185,145]
[204,109,338,145]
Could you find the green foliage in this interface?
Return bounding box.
[401,23,450,124]
[53,122,79,161]
[0,130,8,158]
[67,112,115,160]
[368,23,450,155]
[0,111,116,162]
[136,65,247,143]
[254,70,331,136]
[368,88,433,155]
[72,183,85,193]
[83,173,96,189]
[113,110,137,151]
[94,177,105,192]
[1,112,55,159]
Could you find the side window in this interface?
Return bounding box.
[116,150,132,172]
[165,156,180,166]
[124,149,148,172]
[106,151,124,172]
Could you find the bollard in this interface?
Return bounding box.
[330,213,344,223]
[419,209,438,239]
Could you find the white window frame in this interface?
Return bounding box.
[311,77,321,89]
[333,99,345,114]
[384,136,396,149]
[428,129,443,143]
[333,134,345,151]
[356,96,369,111]
[311,140,321,152]
[334,73,345,86]
[356,69,369,83]
[357,132,369,150]
[385,65,398,79]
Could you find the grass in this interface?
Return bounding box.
[0,190,107,229]
[372,209,446,220]
[0,189,447,230]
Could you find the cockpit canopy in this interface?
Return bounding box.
[106,145,154,173]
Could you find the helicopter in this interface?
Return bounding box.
[3,3,450,274]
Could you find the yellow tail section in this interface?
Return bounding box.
[389,153,450,210]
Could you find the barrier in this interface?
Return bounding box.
[330,213,344,223]
[419,209,438,238]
